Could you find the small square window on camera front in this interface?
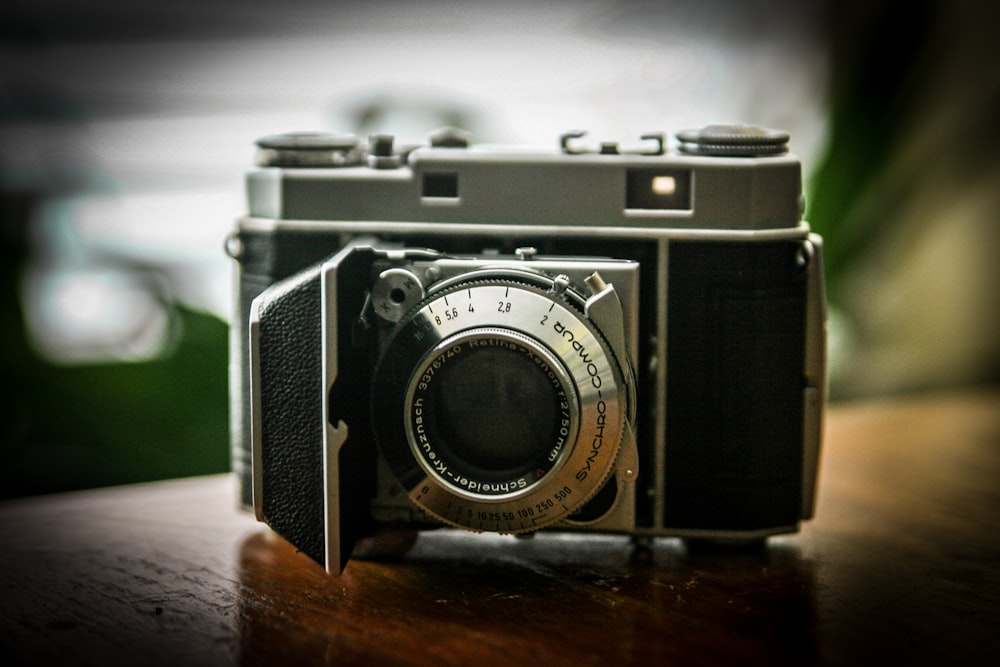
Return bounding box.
[626,168,691,210]
[422,172,459,199]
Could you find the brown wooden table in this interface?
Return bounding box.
[1,391,998,666]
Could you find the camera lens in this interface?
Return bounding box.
[371,278,626,533]
[405,329,577,497]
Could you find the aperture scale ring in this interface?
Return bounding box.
[371,277,627,534]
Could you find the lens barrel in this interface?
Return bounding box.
[404,328,579,498]
[371,277,627,533]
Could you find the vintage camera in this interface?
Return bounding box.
[228,125,827,573]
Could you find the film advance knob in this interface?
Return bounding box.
[676,124,789,157]
[254,131,363,167]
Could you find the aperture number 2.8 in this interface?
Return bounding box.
[430,289,518,326]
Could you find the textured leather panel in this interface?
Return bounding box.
[664,240,807,529]
[233,228,345,511]
[257,265,326,567]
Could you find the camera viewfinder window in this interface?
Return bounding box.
[423,172,460,199]
[626,169,691,210]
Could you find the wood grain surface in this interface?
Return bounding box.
[1,391,998,666]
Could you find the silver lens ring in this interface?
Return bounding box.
[371,279,627,534]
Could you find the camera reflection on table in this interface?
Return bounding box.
[236,528,819,666]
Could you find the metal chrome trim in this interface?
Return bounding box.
[248,301,264,521]
[237,216,814,243]
[319,245,358,573]
[653,239,669,529]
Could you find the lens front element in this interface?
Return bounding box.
[405,329,579,499]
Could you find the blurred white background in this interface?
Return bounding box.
[5,0,1000,390]
[2,0,829,353]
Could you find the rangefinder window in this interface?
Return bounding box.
[625,168,691,210]
[422,171,459,199]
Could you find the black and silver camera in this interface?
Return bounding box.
[228,125,827,573]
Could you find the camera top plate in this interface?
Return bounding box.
[246,126,803,232]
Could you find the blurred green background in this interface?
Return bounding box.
[2,0,998,499]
